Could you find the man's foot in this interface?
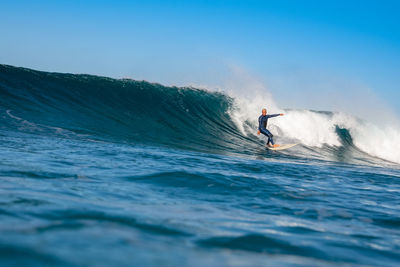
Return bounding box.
[267,144,279,148]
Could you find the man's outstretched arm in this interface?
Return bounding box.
[267,113,284,118]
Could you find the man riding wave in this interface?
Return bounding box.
[257,108,284,148]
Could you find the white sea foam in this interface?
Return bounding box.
[350,122,400,164]
[226,92,400,164]
[219,65,400,164]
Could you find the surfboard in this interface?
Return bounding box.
[266,143,298,150]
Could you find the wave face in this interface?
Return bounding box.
[0,64,255,154]
[1,64,399,164]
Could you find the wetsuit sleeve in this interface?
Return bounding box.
[258,116,262,129]
[266,114,280,118]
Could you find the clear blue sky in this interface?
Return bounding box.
[1,0,399,114]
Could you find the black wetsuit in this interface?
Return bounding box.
[258,114,280,145]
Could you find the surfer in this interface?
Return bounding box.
[257,108,284,148]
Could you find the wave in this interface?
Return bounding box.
[198,234,330,260]
[0,64,399,164]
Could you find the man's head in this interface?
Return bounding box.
[262,108,267,116]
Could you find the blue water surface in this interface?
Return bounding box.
[1,65,400,266]
[1,129,400,266]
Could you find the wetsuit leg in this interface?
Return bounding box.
[260,129,274,145]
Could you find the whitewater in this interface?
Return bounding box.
[0,64,399,267]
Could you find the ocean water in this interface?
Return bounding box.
[0,64,400,266]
